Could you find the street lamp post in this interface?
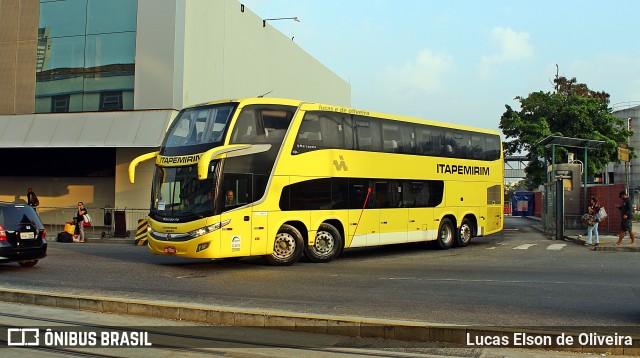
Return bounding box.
[263,17,300,27]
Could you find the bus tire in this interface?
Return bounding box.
[456,218,473,247]
[265,224,304,266]
[305,223,342,263]
[435,218,455,250]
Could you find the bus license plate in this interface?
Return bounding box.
[164,246,177,254]
[20,232,35,240]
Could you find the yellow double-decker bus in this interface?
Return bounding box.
[129,98,503,265]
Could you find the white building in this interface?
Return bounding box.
[0,0,350,227]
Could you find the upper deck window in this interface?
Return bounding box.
[164,105,234,148]
[229,105,295,145]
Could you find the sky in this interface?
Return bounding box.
[240,0,640,134]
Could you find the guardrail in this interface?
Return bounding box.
[36,206,149,238]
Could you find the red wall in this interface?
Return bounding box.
[586,183,626,234]
[534,192,542,217]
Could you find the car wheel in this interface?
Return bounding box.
[18,260,38,267]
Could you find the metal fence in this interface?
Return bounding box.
[36,206,148,238]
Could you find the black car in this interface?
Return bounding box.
[0,202,47,267]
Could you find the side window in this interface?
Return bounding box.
[446,130,471,159]
[374,181,389,208]
[278,178,332,210]
[416,126,444,156]
[485,135,501,160]
[471,134,486,160]
[402,180,444,207]
[354,117,382,152]
[382,123,401,153]
[399,123,416,154]
[348,179,372,209]
[222,174,252,211]
[230,105,294,145]
[293,111,354,154]
[331,178,349,210]
[293,114,322,153]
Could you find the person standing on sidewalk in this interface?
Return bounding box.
[75,202,88,243]
[586,196,600,247]
[615,191,636,246]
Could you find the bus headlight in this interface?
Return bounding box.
[188,219,231,238]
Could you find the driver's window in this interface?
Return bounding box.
[222,174,251,211]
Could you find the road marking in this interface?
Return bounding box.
[513,244,537,250]
[547,244,566,250]
[487,247,497,250]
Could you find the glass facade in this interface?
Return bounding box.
[36,0,137,113]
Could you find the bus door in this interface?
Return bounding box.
[219,174,252,257]
[347,180,379,247]
[376,181,408,245]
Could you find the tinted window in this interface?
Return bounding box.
[280,178,444,211]
[230,105,295,145]
[279,178,332,210]
[0,205,43,229]
[355,118,382,151]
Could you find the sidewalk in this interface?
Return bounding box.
[526,216,640,252]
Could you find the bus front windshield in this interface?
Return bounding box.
[151,162,219,219]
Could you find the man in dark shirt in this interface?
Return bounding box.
[615,191,636,246]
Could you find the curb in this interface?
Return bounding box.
[529,224,640,252]
[0,288,638,355]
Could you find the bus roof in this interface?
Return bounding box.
[185,97,500,136]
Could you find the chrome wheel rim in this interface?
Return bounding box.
[273,232,296,259]
[314,230,334,257]
[440,224,453,245]
[460,223,472,243]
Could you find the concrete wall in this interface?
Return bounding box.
[0,176,115,226]
[114,147,157,210]
[134,0,350,110]
[0,0,38,114]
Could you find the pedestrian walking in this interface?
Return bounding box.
[585,196,600,247]
[615,191,636,246]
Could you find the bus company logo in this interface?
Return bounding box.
[436,164,490,176]
[160,155,201,165]
[7,328,39,346]
[333,156,348,171]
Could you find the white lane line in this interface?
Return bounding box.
[487,247,497,250]
[547,244,566,250]
[513,244,537,250]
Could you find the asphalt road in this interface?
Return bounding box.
[0,216,638,327]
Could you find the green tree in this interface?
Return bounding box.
[499,75,632,187]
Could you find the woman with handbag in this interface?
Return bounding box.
[586,196,600,247]
[75,202,88,243]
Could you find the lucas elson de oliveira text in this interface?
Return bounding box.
[467,332,633,347]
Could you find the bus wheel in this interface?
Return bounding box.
[435,218,455,250]
[305,223,342,263]
[265,224,304,266]
[456,218,473,247]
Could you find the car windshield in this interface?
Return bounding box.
[0,205,43,228]
[151,161,219,218]
[163,104,235,148]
